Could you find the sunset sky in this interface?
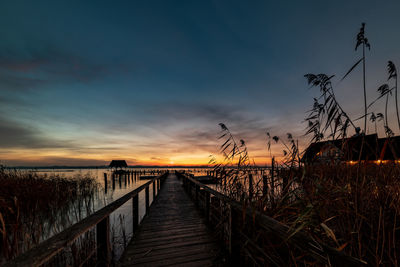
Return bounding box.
[1,0,400,166]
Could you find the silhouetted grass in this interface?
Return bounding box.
[0,167,98,262]
[212,124,400,265]
[260,163,400,265]
[209,22,400,264]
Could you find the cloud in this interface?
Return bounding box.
[0,115,74,149]
[0,74,48,92]
[0,44,129,87]
[1,156,108,167]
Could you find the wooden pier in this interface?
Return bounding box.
[119,174,222,266]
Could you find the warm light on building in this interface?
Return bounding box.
[374,160,389,165]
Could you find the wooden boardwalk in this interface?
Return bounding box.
[119,174,223,267]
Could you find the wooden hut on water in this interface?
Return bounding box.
[302,134,400,164]
[109,160,128,173]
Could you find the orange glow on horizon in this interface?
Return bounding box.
[0,140,293,167]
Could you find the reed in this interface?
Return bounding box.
[0,167,98,262]
[209,23,400,265]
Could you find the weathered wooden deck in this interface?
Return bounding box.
[119,174,222,267]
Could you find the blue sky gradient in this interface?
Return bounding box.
[1,0,400,166]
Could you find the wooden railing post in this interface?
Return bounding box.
[205,191,210,223]
[228,204,233,255]
[228,205,240,262]
[153,181,156,199]
[132,194,139,232]
[145,186,150,214]
[195,184,199,205]
[262,175,268,197]
[96,216,110,267]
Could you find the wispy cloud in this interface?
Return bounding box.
[0,44,130,87]
[0,115,73,149]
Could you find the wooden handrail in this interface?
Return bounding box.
[6,172,168,267]
[177,172,367,266]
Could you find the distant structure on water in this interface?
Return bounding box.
[109,160,128,170]
[302,134,400,164]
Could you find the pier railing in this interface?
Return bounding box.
[177,172,366,266]
[6,172,168,267]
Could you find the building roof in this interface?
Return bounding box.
[302,134,400,162]
[109,160,128,168]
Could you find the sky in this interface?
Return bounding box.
[1,0,400,166]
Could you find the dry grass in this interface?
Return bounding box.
[0,167,98,262]
[289,163,400,266]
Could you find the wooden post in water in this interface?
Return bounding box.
[112,173,115,190]
[104,173,108,194]
[132,194,139,232]
[262,175,268,198]
[96,216,110,266]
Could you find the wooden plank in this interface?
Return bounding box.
[134,227,208,240]
[125,240,218,257]
[124,243,217,258]
[129,234,214,250]
[123,245,218,264]
[123,251,216,266]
